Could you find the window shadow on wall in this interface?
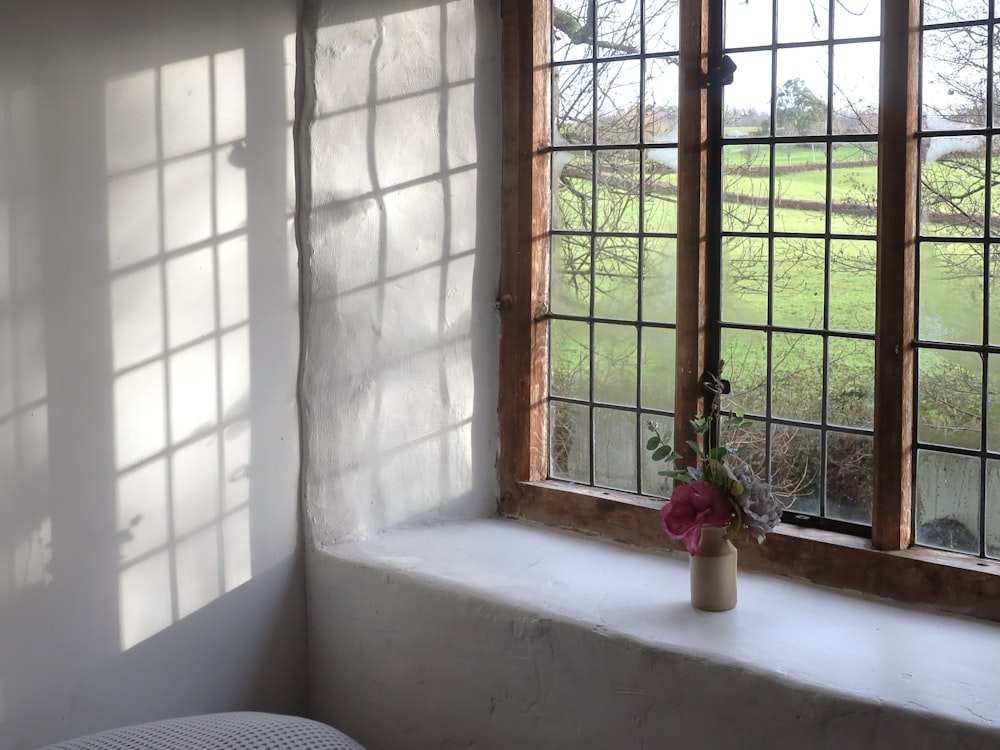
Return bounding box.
[302,0,501,540]
[0,2,303,745]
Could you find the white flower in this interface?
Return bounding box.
[733,465,782,542]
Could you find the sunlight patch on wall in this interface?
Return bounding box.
[105,49,253,652]
[0,85,52,602]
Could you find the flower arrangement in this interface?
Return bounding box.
[646,395,783,555]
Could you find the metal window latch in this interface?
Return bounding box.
[702,55,737,88]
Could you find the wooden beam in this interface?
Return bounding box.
[498,0,551,500]
[873,0,919,550]
[673,0,710,461]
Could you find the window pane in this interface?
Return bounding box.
[596,0,642,58]
[825,432,873,523]
[773,238,824,329]
[722,327,768,415]
[773,424,822,514]
[829,239,875,332]
[554,63,594,144]
[922,27,989,129]
[596,61,641,144]
[834,0,880,38]
[644,57,679,142]
[551,319,591,400]
[827,337,874,428]
[916,449,981,555]
[917,349,983,450]
[641,327,674,411]
[920,138,988,238]
[986,459,1000,558]
[723,143,769,233]
[640,236,676,322]
[594,407,637,491]
[643,0,680,54]
[641,411,672,498]
[773,332,823,421]
[830,144,878,234]
[723,50,772,136]
[594,235,640,319]
[778,0,828,42]
[725,0,772,48]
[553,151,593,232]
[988,355,1000,453]
[553,1,595,63]
[597,150,640,231]
[550,234,591,315]
[550,401,591,483]
[722,236,768,325]
[594,322,637,405]
[775,49,828,137]
[919,242,984,344]
[643,149,678,232]
[923,0,989,25]
[832,44,879,135]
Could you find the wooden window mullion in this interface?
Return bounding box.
[498,0,551,500]
[872,0,920,551]
[674,0,711,460]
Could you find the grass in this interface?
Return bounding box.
[551,156,1000,455]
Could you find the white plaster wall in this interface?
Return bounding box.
[0,1,306,746]
[299,0,501,546]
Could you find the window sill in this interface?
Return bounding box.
[312,517,1000,743]
[499,479,1000,622]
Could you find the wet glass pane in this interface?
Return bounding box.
[553,1,595,63]
[920,140,988,237]
[597,149,641,232]
[641,237,676,322]
[722,326,768,415]
[723,51,772,135]
[921,27,989,128]
[919,242,984,344]
[773,332,823,421]
[825,432,873,523]
[594,407,638,491]
[775,48,829,137]
[988,355,1000,453]
[827,337,874,428]
[554,63,594,144]
[991,140,1000,230]
[829,239,876,332]
[594,322,637,405]
[773,238,825,329]
[550,401,591,482]
[772,424,822,514]
[641,327,675,411]
[832,44,879,134]
[778,0,828,43]
[643,149,678,233]
[550,234,591,316]
[830,144,878,234]
[989,246,1000,344]
[986,459,1000,558]
[725,0,773,49]
[723,144,770,234]
[550,319,591,400]
[917,348,983,450]
[644,57,679,142]
[593,235,640,320]
[915,449,981,555]
[644,0,680,54]
[923,0,989,25]
[722,236,768,325]
[553,151,593,232]
[596,0,642,58]
[834,0,880,39]
[596,61,641,144]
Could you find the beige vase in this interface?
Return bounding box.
[689,525,737,611]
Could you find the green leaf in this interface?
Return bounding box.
[708,446,728,459]
[686,466,704,481]
[686,440,706,459]
[646,436,660,451]
[651,445,671,461]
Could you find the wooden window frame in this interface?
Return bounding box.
[497,0,1000,622]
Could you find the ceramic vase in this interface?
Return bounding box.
[689,525,737,611]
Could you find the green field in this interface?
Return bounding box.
[550,146,1000,521]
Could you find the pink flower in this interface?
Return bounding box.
[661,480,733,555]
